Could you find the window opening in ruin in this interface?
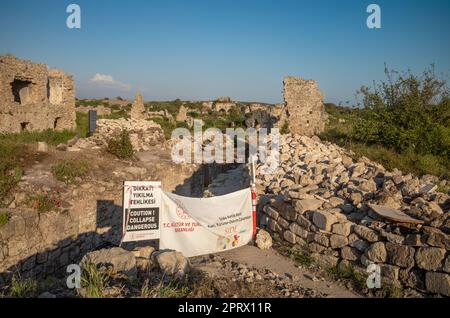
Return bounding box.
[11,79,32,105]
[54,117,61,129]
[20,122,29,131]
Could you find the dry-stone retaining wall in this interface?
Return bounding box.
[0,196,120,282]
[257,134,450,296]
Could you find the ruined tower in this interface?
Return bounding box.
[283,76,326,136]
[130,92,146,120]
[0,55,76,133]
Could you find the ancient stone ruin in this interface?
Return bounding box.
[130,92,146,120]
[283,76,327,136]
[0,55,76,133]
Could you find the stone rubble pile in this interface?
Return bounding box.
[199,254,327,298]
[257,133,450,296]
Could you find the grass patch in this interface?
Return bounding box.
[437,183,450,194]
[76,99,107,108]
[0,211,9,227]
[9,274,38,298]
[0,129,76,146]
[150,117,176,140]
[287,247,314,267]
[52,160,90,184]
[80,262,110,298]
[106,130,134,159]
[28,193,61,213]
[0,166,22,203]
[326,264,367,291]
[153,281,191,298]
[381,283,404,298]
[100,109,129,120]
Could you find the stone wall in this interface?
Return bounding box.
[257,134,450,297]
[87,118,165,151]
[0,197,118,282]
[0,55,76,133]
[283,76,326,136]
[0,158,241,282]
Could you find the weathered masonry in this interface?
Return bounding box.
[0,55,76,133]
[283,76,327,136]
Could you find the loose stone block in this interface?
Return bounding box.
[425,272,450,296]
[312,211,338,232]
[330,234,348,249]
[415,247,445,271]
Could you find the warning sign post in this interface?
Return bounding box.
[122,181,161,242]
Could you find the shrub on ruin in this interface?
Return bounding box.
[28,193,61,214]
[0,211,9,228]
[280,122,290,135]
[106,130,134,159]
[52,159,90,184]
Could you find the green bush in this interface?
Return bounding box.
[107,130,134,159]
[187,111,199,118]
[353,65,449,156]
[52,159,90,184]
[280,122,290,135]
[321,65,449,179]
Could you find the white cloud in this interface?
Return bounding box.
[90,73,131,91]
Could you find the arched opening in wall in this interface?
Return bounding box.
[11,79,33,105]
[54,117,61,129]
[20,122,29,131]
[48,78,63,105]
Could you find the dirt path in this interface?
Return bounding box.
[218,245,360,298]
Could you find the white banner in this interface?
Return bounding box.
[160,188,253,257]
[122,181,162,242]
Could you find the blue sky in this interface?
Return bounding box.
[1,0,449,104]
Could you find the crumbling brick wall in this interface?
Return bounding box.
[283,76,326,136]
[0,55,76,133]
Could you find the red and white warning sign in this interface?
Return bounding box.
[122,181,162,242]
